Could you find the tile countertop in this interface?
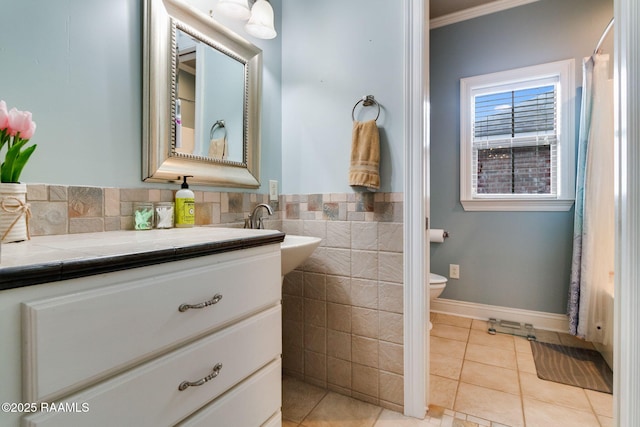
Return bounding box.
[0,227,285,291]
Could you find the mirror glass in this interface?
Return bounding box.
[175,28,244,163]
[143,0,263,188]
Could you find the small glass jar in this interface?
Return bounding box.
[154,202,175,229]
[133,202,154,230]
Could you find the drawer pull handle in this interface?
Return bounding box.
[178,363,223,391]
[178,293,223,312]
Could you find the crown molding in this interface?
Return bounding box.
[430,0,540,29]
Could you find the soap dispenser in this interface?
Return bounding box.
[175,175,195,228]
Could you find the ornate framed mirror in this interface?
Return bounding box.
[143,0,262,188]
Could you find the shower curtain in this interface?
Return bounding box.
[568,54,614,345]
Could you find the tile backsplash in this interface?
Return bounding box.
[23,183,405,411]
[25,184,402,235]
[26,184,281,235]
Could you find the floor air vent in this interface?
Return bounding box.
[488,318,536,341]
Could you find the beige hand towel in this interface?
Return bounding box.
[349,120,380,189]
[208,137,228,160]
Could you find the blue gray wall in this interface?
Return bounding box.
[280,0,405,194]
[430,0,613,314]
[0,0,142,187]
[1,0,402,195]
[0,0,282,192]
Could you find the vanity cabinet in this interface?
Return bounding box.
[0,230,283,427]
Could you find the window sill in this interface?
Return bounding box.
[461,198,575,212]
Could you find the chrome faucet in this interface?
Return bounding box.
[245,203,274,229]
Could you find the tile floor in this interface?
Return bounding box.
[281,313,613,427]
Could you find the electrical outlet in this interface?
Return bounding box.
[449,264,460,279]
[269,180,278,201]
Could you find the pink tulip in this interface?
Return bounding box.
[0,100,8,130]
[7,108,35,139]
[21,119,37,140]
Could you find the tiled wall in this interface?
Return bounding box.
[280,193,405,413]
[25,184,282,235]
[24,184,405,411]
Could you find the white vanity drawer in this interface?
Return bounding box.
[262,412,283,427]
[22,246,281,402]
[178,358,281,427]
[22,305,282,427]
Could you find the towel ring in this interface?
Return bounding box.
[352,95,380,122]
[209,120,227,140]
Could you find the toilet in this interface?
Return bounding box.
[430,273,447,300]
[429,273,448,330]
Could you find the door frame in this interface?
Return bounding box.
[403,0,429,418]
[613,0,640,425]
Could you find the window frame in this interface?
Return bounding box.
[459,59,576,211]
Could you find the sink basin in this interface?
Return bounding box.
[281,235,322,276]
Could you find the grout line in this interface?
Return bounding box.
[450,317,471,414]
[582,390,604,427]
[298,389,329,426]
[517,348,528,426]
[371,404,385,427]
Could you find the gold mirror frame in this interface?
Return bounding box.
[143,0,262,188]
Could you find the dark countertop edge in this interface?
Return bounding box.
[0,232,285,291]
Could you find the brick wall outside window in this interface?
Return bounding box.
[476,146,551,194]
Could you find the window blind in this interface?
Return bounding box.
[471,84,558,195]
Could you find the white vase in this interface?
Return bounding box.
[0,183,29,243]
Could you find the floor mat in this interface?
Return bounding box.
[530,341,613,394]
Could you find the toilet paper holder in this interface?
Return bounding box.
[429,229,449,243]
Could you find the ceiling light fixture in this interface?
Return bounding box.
[215,0,251,20]
[245,0,277,40]
[214,0,277,40]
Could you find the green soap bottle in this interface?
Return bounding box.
[175,175,195,227]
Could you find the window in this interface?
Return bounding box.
[460,60,575,211]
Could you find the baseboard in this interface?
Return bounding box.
[431,298,569,333]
